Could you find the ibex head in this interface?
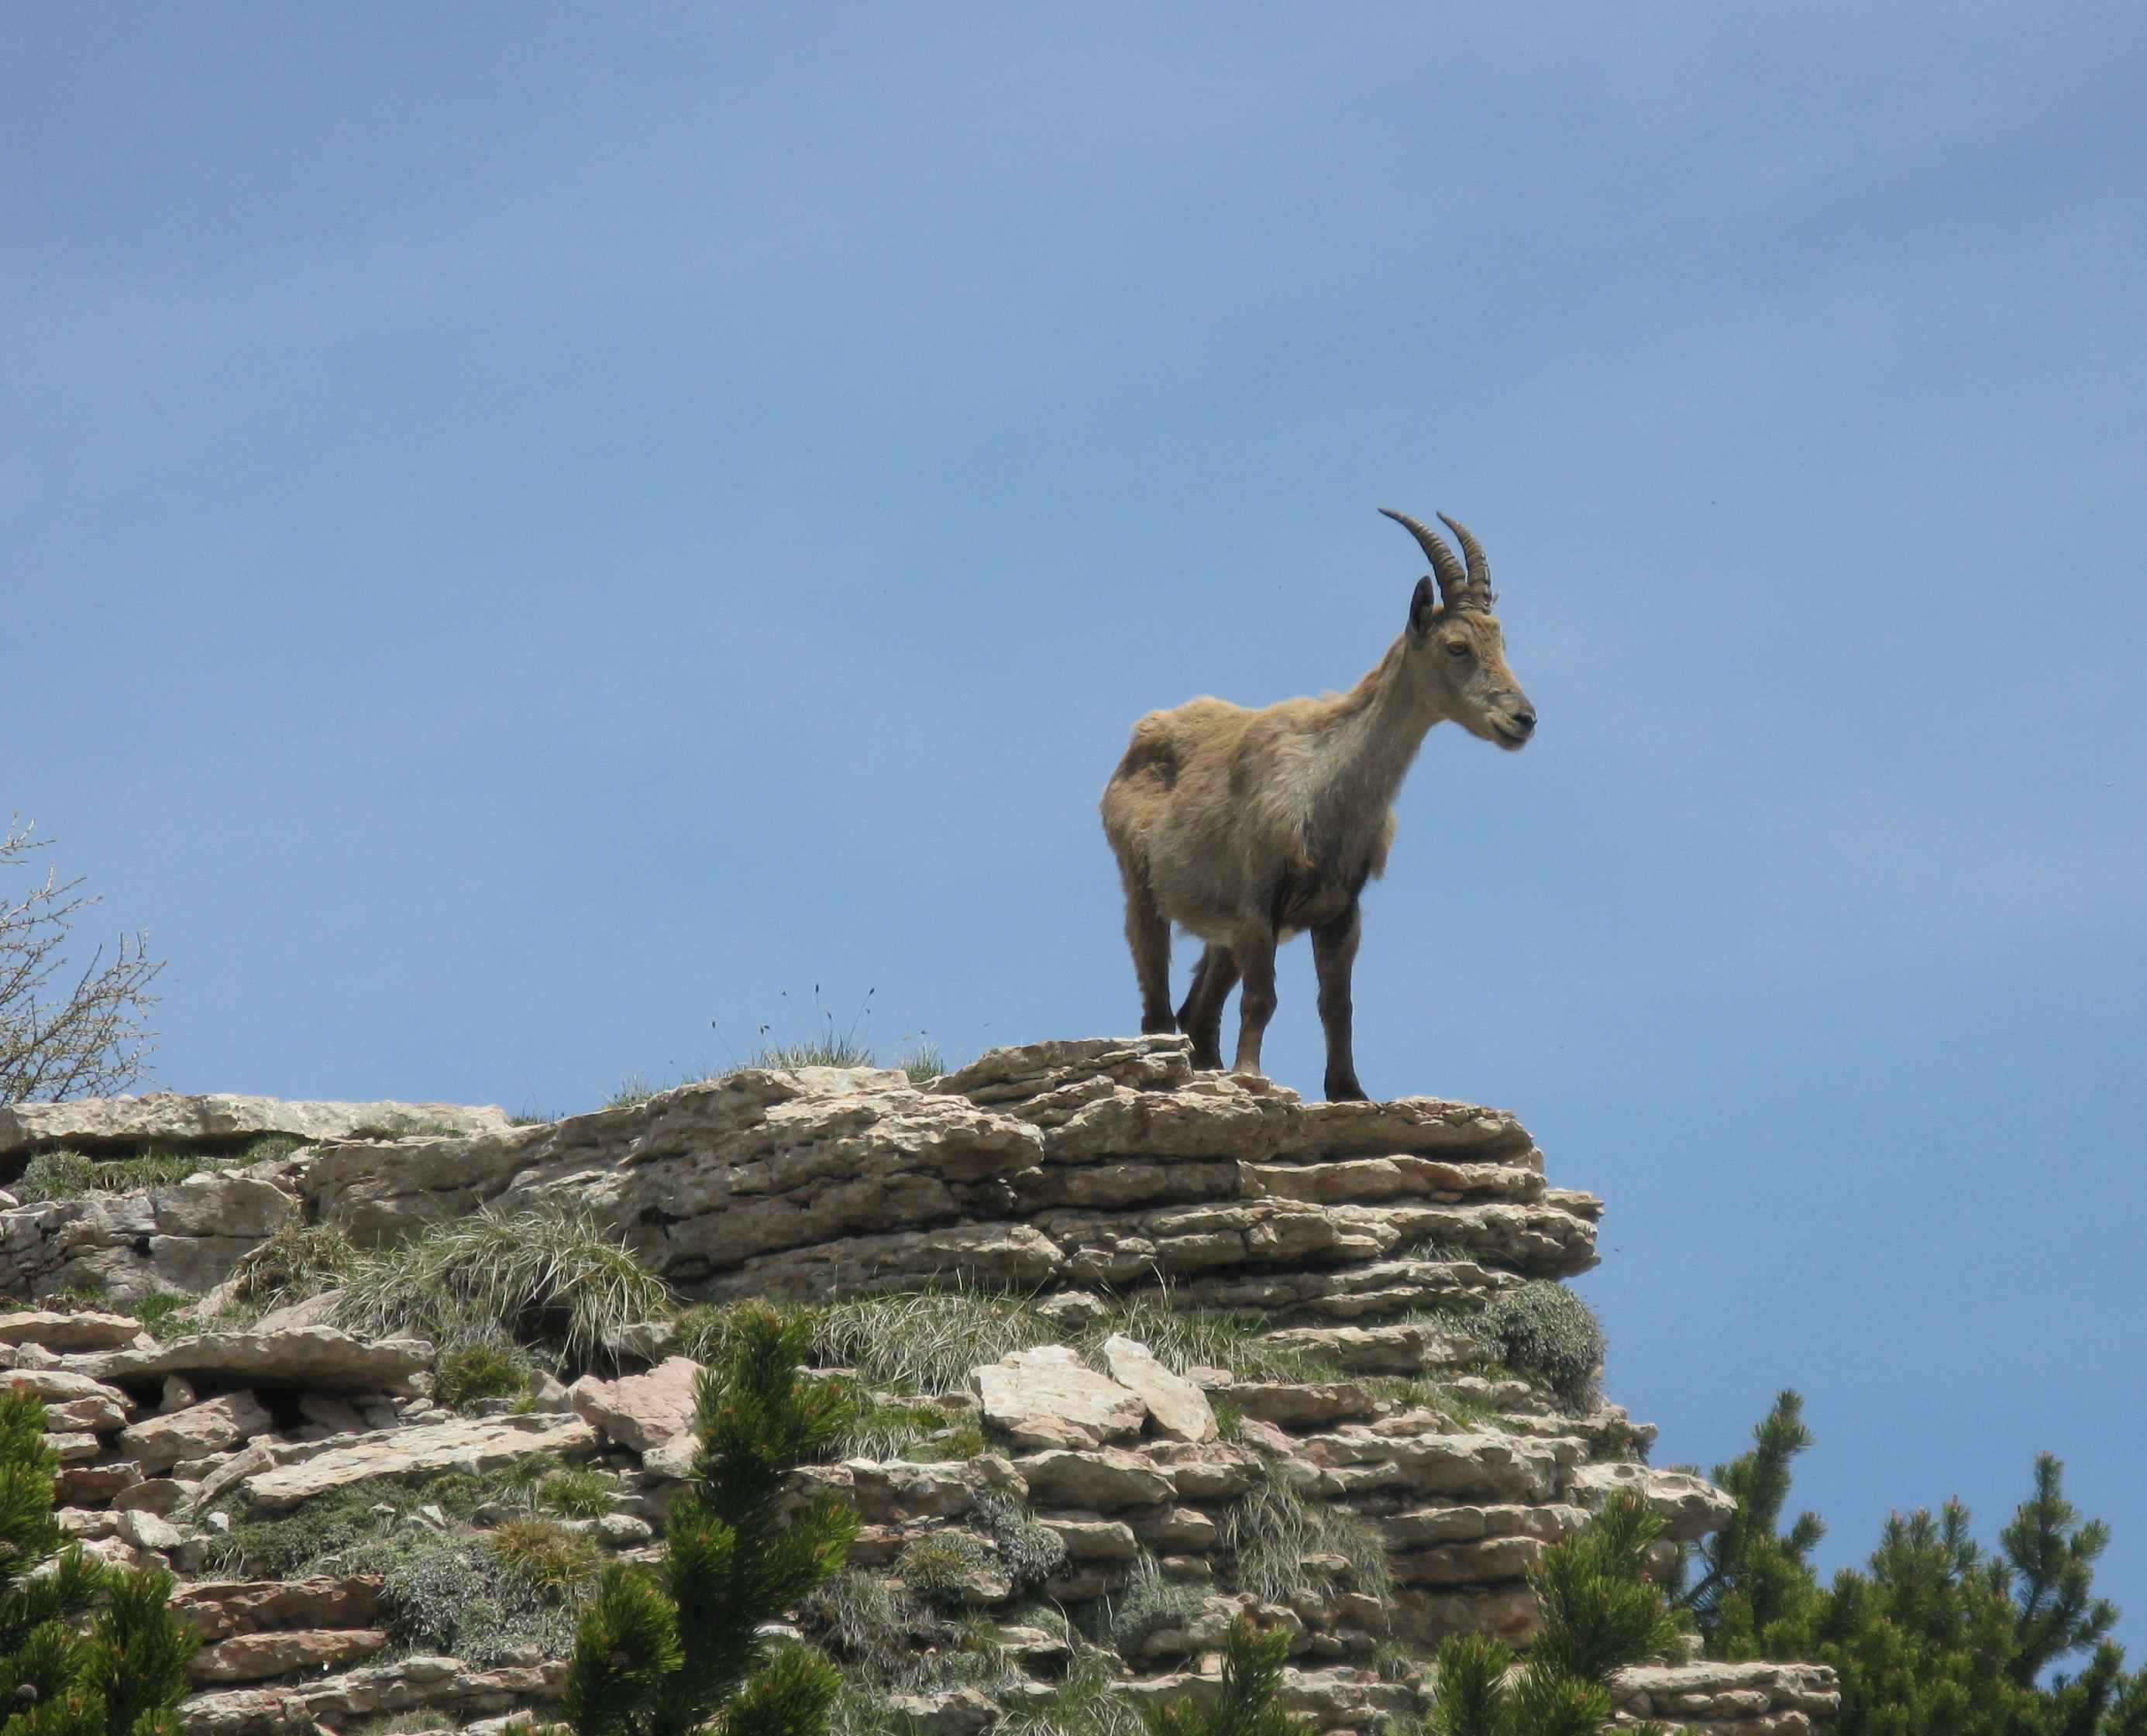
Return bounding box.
[1379,508,1536,750]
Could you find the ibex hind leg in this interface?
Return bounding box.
[1176,944,1240,1071]
[1118,862,1175,1036]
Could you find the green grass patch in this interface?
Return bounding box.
[748,1036,877,1069]
[1221,1459,1395,1607]
[432,1340,536,1410]
[1101,1550,1206,1659]
[602,1073,662,1110]
[811,1569,931,1681]
[483,1516,603,1600]
[1072,1294,1339,1385]
[972,1486,1068,1593]
[12,1132,311,1205]
[342,1120,474,1141]
[230,1221,360,1308]
[351,1526,585,1665]
[842,1398,986,1463]
[43,1275,111,1310]
[812,1289,1055,1395]
[1366,1376,1515,1433]
[329,1201,669,1370]
[727,985,881,1072]
[679,1283,1354,1401]
[538,1466,615,1520]
[996,1649,1147,1736]
[895,1531,994,1612]
[897,1042,944,1085]
[1482,1281,1605,1411]
[126,1292,194,1340]
[1372,1638,1420,1683]
[198,1463,562,1579]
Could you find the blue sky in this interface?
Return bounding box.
[11,0,2145,1655]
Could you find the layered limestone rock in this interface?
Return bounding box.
[0,1039,1836,1734]
[0,1095,511,1159]
[289,1036,1595,1317]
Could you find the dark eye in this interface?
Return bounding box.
[1444,641,1471,658]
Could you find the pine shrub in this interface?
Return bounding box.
[1141,1616,1308,1736]
[558,1301,860,1736]
[1426,1493,1682,1736]
[1681,1391,2147,1734]
[0,1388,196,1736]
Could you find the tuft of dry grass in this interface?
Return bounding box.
[330,1201,669,1369]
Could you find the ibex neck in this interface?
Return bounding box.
[1313,638,1437,822]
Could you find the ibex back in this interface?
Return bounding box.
[1099,510,1535,1100]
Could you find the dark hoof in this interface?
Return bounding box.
[1325,1078,1370,1102]
[1140,1016,1176,1036]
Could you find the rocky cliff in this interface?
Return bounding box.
[0,1036,1839,1734]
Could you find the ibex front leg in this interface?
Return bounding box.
[1229,918,1279,1078]
[1313,903,1368,1102]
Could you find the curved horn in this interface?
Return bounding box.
[1378,508,1471,610]
[1436,513,1494,607]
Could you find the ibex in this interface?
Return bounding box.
[1099,510,1535,1101]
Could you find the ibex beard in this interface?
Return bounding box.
[1100,509,1536,1102]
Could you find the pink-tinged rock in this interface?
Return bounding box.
[0,1093,511,1159]
[80,1327,432,1394]
[0,1311,141,1351]
[119,1392,272,1473]
[240,1414,596,1511]
[972,1346,1144,1449]
[173,1576,384,1643]
[5,1368,133,1409]
[188,1628,391,1684]
[1013,1446,1176,1509]
[1101,1335,1216,1444]
[112,1478,195,1515]
[56,1459,142,1503]
[116,1507,184,1552]
[569,1356,702,1453]
[43,1394,129,1435]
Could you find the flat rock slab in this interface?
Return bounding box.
[177,1652,567,1736]
[1571,1461,1737,1542]
[569,1356,702,1452]
[5,1367,135,1410]
[240,1414,597,1511]
[0,1094,511,1159]
[0,1311,143,1352]
[82,1327,433,1394]
[188,1628,391,1685]
[1013,1446,1176,1509]
[972,1346,1144,1449]
[122,1392,274,1473]
[1101,1335,1216,1444]
[1611,1659,1842,1720]
[176,1583,314,1645]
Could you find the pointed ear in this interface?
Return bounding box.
[1408,576,1438,638]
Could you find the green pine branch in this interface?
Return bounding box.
[558,1303,858,1736]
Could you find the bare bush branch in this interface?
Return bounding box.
[1,816,164,1104]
